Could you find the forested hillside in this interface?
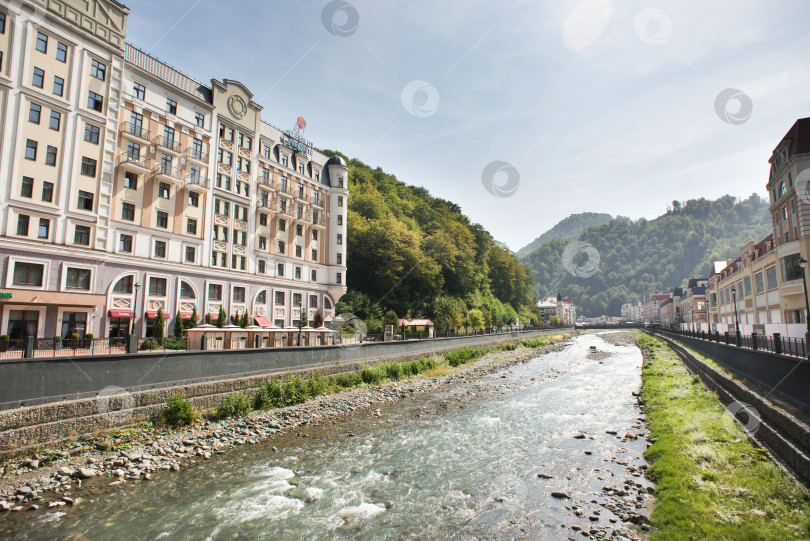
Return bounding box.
[322,151,537,332]
[522,195,771,316]
[516,212,612,259]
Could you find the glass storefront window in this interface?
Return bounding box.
[61,312,87,338]
[7,310,39,340]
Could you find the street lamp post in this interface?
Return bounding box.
[798,257,810,356]
[731,285,740,346]
[131,282,140,335]
[297,300,303,346]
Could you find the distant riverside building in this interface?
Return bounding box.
[535,295,575,325]
[0,0,348,339]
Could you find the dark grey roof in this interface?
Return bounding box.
[322,155,348,187]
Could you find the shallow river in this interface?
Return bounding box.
[2,332,650,540]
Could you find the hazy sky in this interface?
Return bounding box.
[126,0,810,252]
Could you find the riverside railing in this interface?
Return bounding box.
[657,327,809,358]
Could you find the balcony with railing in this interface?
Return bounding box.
[257,199,276,211]
[117,151,151,171]
[184,145,209,163]
[294,190,307,203]
[120,122,150,141]
[153,162,184,183]
[153,135,181,154]
[311,194,324,207]
[311,216,327,228]
[259,175,274,189]
[184,173,210,191]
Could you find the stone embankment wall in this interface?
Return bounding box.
[0,330,561,455]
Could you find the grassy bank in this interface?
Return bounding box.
[637,333,810,540]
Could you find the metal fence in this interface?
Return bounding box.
[659,327,809,358]
[0,338,129,360]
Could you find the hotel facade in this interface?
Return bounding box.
[0,0,348,340]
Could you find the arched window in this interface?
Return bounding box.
[256,290,266,305]
[324,297,332,309]
[180,281,195,299]
[113,275,133,293]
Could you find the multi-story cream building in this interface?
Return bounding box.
[0,0,348,340]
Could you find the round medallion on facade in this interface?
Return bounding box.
[228,95,247,119]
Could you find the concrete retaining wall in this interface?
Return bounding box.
[654,330,810,414]
[0,330,563,455]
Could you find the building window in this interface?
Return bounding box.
[311,270,317,281]
[279,219,286,232]
[219,124,234,141]
[337,272,342,284]
[294,266,301,280]
[337,196,343,207]
[121,202,135,221]
[29,103,41,123]
[127,141,140,160]
[134,82,145,100]
[180,281,195,298]
[258,260,266,274]
[113,276,134,293]
[233,287,246,303]
[259,236,267,250]
[278,240,285,254]
[296,224,303,236]
[45,145,57,165]
[42,182,53,202]
[36,31,48,52]
[25,139,37,160]
[337,214,343,226]
[53,76,63,96]
[312,249,318,261]
[337,253,342,265]
[12,262,44,286]
[124,171,138,189]
[337,234,343,245]
[17,214,29,235]
[186,218,197,235]
[84,123,100,144]
[78,190,94,210]
[274,291,285,305]
[154,240,166,258]
[781,254,802,282]
[295,245,302,257]
[119,234,133,252]
[74,225,90,245]
[87,91,104,112]
[754,272,764,293]
[281,155,288,167]
[188,191,199,207]
[0,12,4,33]
[208,284,222,301]
[259,213,267,226]
[66,268,91,290]
[56,42,67,62]
[21,176,33,198]
[181,246,194,263]
[149,277,167,296]
[195,112,204,128]
[48,111,60,130]
[765,266,778,290]
[32,67,44,88]
[166,98,177,115]
[277,263,284,277]
[81,157,97,177]
[156,211,168,228]
[159,182,170,199]
[90,59,106,80]
[36,218,49,239]
[312,230,318,241]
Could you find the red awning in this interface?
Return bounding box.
[254,316,274,328]
[108,309,134,318]
[145,311,170,319]
[180,312,193,320]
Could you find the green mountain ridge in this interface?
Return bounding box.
[522,194,772,317]
[516,212,613,260]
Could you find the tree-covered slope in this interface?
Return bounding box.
[516,212,613,259]
[522,195,771,317]
[321,151,536,331]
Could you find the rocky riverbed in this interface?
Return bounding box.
[0,340,571,514]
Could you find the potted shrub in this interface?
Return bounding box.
[0,334,8,353]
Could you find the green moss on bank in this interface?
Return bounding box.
[637,333,810,540]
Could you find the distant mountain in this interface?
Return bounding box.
[516,212,613,259]
[521,195,772,317]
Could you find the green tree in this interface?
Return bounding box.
[467,309,484,330]
[205,312,212,325]
[313,310,324,328]
[174,311,184,338]
[383,309,399,329]
[153,307,165,342]
[216,306,226,328]
[549,315,561,327]
[189,306,199,329]
[239,311,249,328]
[299,306,308,328]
